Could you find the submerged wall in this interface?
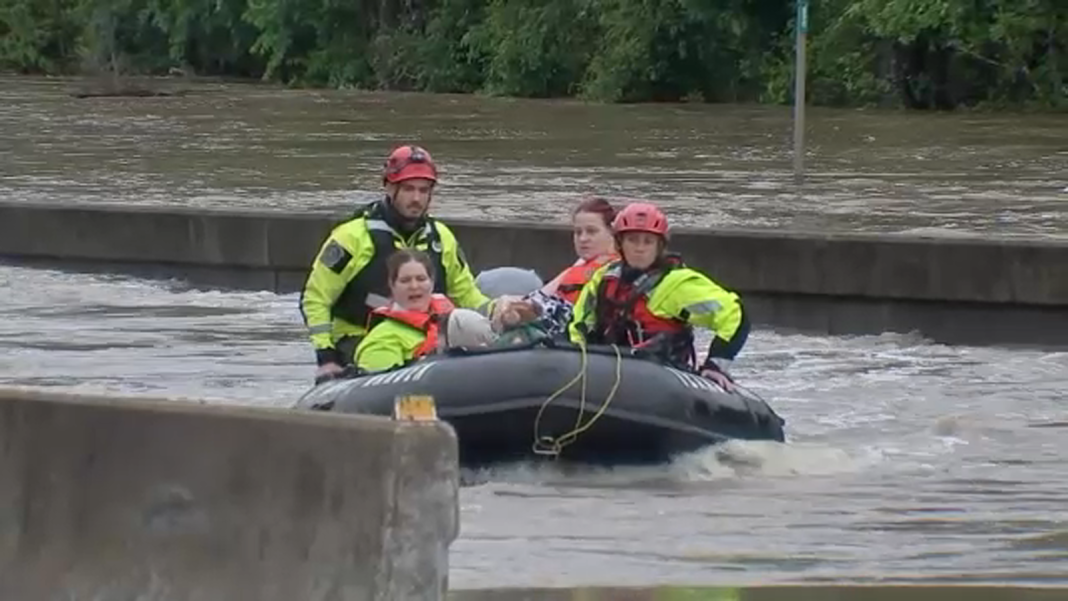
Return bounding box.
[0,201,1065,346]
[448,585,1068,601]
[0,387,460,601]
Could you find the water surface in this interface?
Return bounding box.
[1,264,1065,588]
[2,75,1066,238]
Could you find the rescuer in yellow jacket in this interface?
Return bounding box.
[300,145,506,381]
[568,202,750,390]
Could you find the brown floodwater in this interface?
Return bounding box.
[0,265,1064,588]
[2,75,1065,238]
[1,74,1066,590]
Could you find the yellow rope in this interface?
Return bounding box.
[532,342,624,457]
[531,342,587,453]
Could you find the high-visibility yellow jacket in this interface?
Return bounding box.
[568,257,748,366]
[300,201,490,365]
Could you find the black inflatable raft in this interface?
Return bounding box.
[294,339,786,468]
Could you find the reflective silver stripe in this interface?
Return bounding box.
[366,218,436,243]
[308,324,333,335]
[685,300,722,315]
[475,300,492,316]
[366,293,390,309]
[365,219,395,235]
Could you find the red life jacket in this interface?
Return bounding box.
[368,294,455,358]
[590,255,696,368]
[554,253,619,304]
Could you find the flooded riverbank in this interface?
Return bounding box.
[2,70,1067,589]
[2,75,1065,238]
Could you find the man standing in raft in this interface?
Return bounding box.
[567,202,750,390]
[300,144,521,381]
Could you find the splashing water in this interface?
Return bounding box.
[1,263,1066,588]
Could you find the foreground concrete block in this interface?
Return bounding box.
[0,387,459,601]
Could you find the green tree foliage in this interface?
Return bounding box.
[469,0,597,97]
[0,0,82,72]
[1,0,1064,108]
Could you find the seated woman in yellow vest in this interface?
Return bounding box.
[354,249,458,373]
[355,249,521,372]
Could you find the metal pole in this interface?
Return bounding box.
[793,0,809,185]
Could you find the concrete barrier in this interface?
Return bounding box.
[1,201,1066,347]
[0,387,460,601]
[448,585,1068,601]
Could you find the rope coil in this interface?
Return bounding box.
[531,342,623,458]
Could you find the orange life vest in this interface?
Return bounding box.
[368,294,455,358]
[590,256,696,368]
[554,253,619,304]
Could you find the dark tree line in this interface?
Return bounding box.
[2,0,1064,108]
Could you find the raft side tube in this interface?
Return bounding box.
[294,340,786,464]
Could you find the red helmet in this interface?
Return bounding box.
[612,202,669,237]
[383,145,438,184]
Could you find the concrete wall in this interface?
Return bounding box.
[448,585,1068,601]
[0,386,460,601]
[1,201,1066,347]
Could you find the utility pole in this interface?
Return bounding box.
[793,0,809,186]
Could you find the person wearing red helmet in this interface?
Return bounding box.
[567,202,750,390]
[300,144,527,381]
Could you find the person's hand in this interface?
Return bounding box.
[490,295,520,322]
[700,368,734,391]
[501,308,520,328]
[505,299,540,324]
[491,296,539,330]
[315,362,345,384]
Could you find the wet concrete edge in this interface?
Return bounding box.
[1,201,1066,348]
